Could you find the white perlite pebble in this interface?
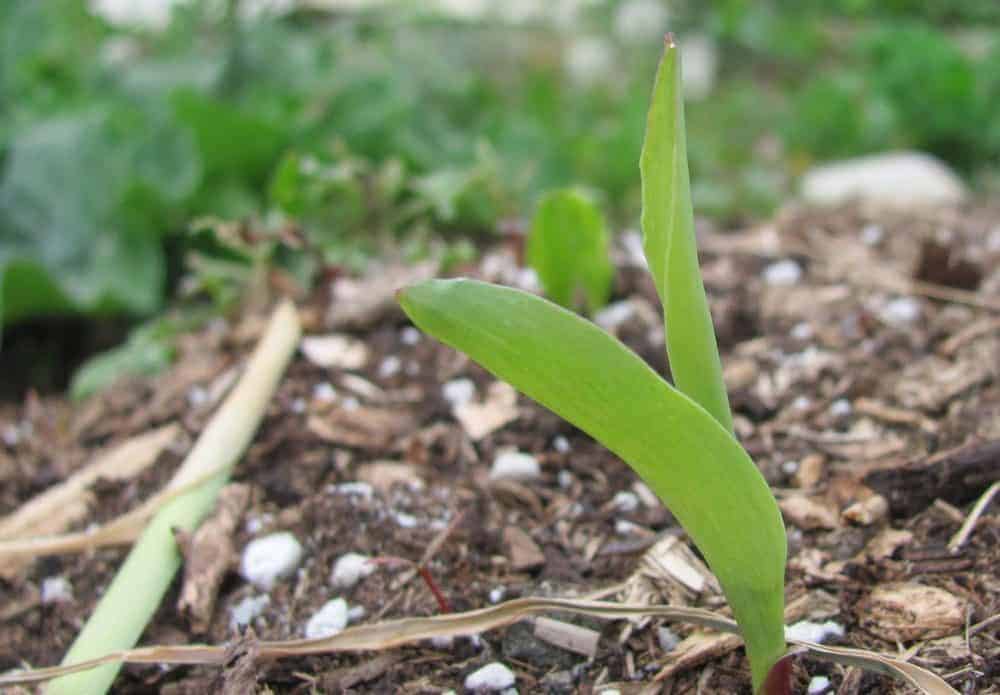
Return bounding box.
[489,587,506,604]
[442,378,476,407]
[400,326,421,345]
[230,595,270,628]
[393,511,419,528]
[612,491,640,513]
[808,675,831,694]
[786,620,845,644]
[240,532,304,590]
[861,224,884,245]
[553,435,570,453]
[465,662,516,692]
[781,461,799,475]
[791,322,813,340]
[304,598,348,639]
[378,355,401,379]
[313,382,337,402]
[40,576,73,604]
[557,470,574,489]
[490,451,541,481]
[829,398,852,417]
[763,259,802,286]
[348,604,366,622]
[331,553,376,589]
[657,626,680,652]
[881,297,921,326]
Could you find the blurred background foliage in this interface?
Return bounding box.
[1,0,998,392]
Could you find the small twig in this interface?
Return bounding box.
[968,613,1000,637]
[948,481,1000,552]
[417,566,451,614]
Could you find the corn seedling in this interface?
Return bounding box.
[527,188,613,314]
[399,36,786,692]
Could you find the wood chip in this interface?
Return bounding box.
[533,617,600,658]
[308,408,415,451]
[779,494,840,530]
[857,583,965,641]
[356,461,424,494]
[452,381,519,441]
[177,483,250,633]
[503,526,545,571]
[300,334,369,370]
[327,261,437,330]
[841,494,888,526]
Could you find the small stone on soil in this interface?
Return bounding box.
[828,398,851,417]
[807,675,831,694]
[489,587,506,603]
[465,662,516,692]
[785,619,844,643]
[763,259,802,286]
[40,576,73,604]
[240,532,304,590]
[861,223,884,245]
[442,378,476,407]
[312,382,337,402]
[557,470,574,489]
[305,598,349,639]
[880,297,921,326]
[657,626,680,652]
[230,595,269,628]
[612,490,640,512]
[490,451,541,481]
[378,355,401,378]
[552,435,570,453]
[400,326,421,345]
[331,552,376,589]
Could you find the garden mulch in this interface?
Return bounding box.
[1,201,998,694]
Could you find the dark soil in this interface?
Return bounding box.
[1,202,998,694]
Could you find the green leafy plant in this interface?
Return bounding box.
[399,37,786,692]
[527,188,613,314]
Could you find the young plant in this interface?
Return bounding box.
[399,37,787,692]
[527,188,613,314]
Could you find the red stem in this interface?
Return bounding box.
[417,565,451,614]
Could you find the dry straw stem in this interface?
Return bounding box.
[45,300,301,695]
[2,596,956,694]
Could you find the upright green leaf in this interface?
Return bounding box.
[640,37,732,432]
[399,279,786,690]
[527,188,613,315]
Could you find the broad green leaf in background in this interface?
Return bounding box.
[640,37,733,433]
[527,189,613,314]
[399,279,787,692]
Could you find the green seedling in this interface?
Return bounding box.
[527,188,613,314]
[399,37,787,692]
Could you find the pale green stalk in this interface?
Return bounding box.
[47,301,300,695]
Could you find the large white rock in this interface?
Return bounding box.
[801,151,967,207]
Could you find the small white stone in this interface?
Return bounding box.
[393,511,419,528]
[557,470,574,489]
[790,322,813,340]
[489,587,506,604]
[490,451,541,481]
[378,355,401,379]
[332,481,374,499]
[230,595,270,627]
[290,397,307,414]
[612,491,640,513]
[313,382,337,402]
[594,301,636,333]
[763,259,802,287]
[552,435,570,453]
[187,385,208,408]
[615,519,638,535]
[430,635,455,649]
[304,598,348,639]
[331,553,376,589]
[861,224,884,246]
[786,619,845,644]
[347,604,366,622]
[342,395,360,411]
[781,460,799,475]
[40,576,73,604]
[829,399,852,417]
[442,378,476,407]
[807,675,831,694]
[400,326,421,345]
[792,395,812,411]
[465,662,516,692]
[657,626,680,652]
[881,297,921,326]
[240,532,304,590]
[515,268,541,292]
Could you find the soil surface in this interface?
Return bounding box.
[1,202,998,694]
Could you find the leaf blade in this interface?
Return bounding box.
[399,278,786,688]
[640,37,732,432]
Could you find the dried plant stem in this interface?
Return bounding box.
[47,301,300,695]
